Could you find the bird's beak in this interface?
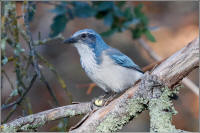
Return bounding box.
[63,37,77,44]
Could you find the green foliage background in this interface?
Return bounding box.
[48,1,155,42]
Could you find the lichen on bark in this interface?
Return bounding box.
[96,98,148,132]
[149,86,183,132]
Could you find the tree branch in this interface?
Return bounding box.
[149,88,181,133]
[1,102,91,132]
[151,38,199,87]
[138,38,199,96]
[148,86,187,133]
[1,38,198,132]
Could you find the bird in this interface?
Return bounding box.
[64,29,144,95]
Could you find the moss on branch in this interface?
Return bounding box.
[149,86,185,133]
[96,98,148,132]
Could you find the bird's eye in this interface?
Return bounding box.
[81,33,87,38]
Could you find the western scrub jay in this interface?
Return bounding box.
[64,29,144,95]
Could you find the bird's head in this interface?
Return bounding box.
[64,29,109,55]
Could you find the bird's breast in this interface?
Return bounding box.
[80,55,100,74]
[74,43,100,73]
[80,50,143,93]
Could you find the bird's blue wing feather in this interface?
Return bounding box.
[106,48,143,73]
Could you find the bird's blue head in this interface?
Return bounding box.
[64,29,109,58]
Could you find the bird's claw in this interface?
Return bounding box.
[94,98,105,107]
[90,93,118,110]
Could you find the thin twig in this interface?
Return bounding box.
[23,2,41,78]
[138,38,162,61]
[40,75,60,106]
[182,78,199,96]
[2,105,17,123]
[23,2,60,106]
[1,74,37,123]
[4,15,23,27]
[36,53,73,104]
[1,74,37,110]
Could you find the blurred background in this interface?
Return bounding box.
[1,1,199,132]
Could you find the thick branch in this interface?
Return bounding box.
[138,38,199,96]
[1,103,91,132]
[148,85,190,133]
[70,38,199,133]
[149,86,179,132]
[151,38,199,87]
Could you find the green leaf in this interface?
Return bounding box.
[14,43,25,56]
[49,14,68,37]
[72,2,96,18]
[134,4,148,26]
[1,38,7,51]
[93,1,114,12]
[123,18,139,28]
[113,6,123,17]
[2,56,8,65]
[50,2,67,15]
[134,4,143,18]
[131,27,143,39]
[123,8,133,20]
[28,2,36,22]
[104,12,113,26]
[144,29,156,42]
[95,11,109,19]
[10,89,19,97]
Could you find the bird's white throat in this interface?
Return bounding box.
[74,43,99,73]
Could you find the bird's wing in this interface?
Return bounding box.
[106,48,144,73]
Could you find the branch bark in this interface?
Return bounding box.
[138,38,199,96]
[1,103,91,132]
[1,38,198,132]
[148,86,186,133]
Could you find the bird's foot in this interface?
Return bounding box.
[91,92,119,108]
[91,94,107,107]
[90,98,104,111]
[93,98,105,107]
